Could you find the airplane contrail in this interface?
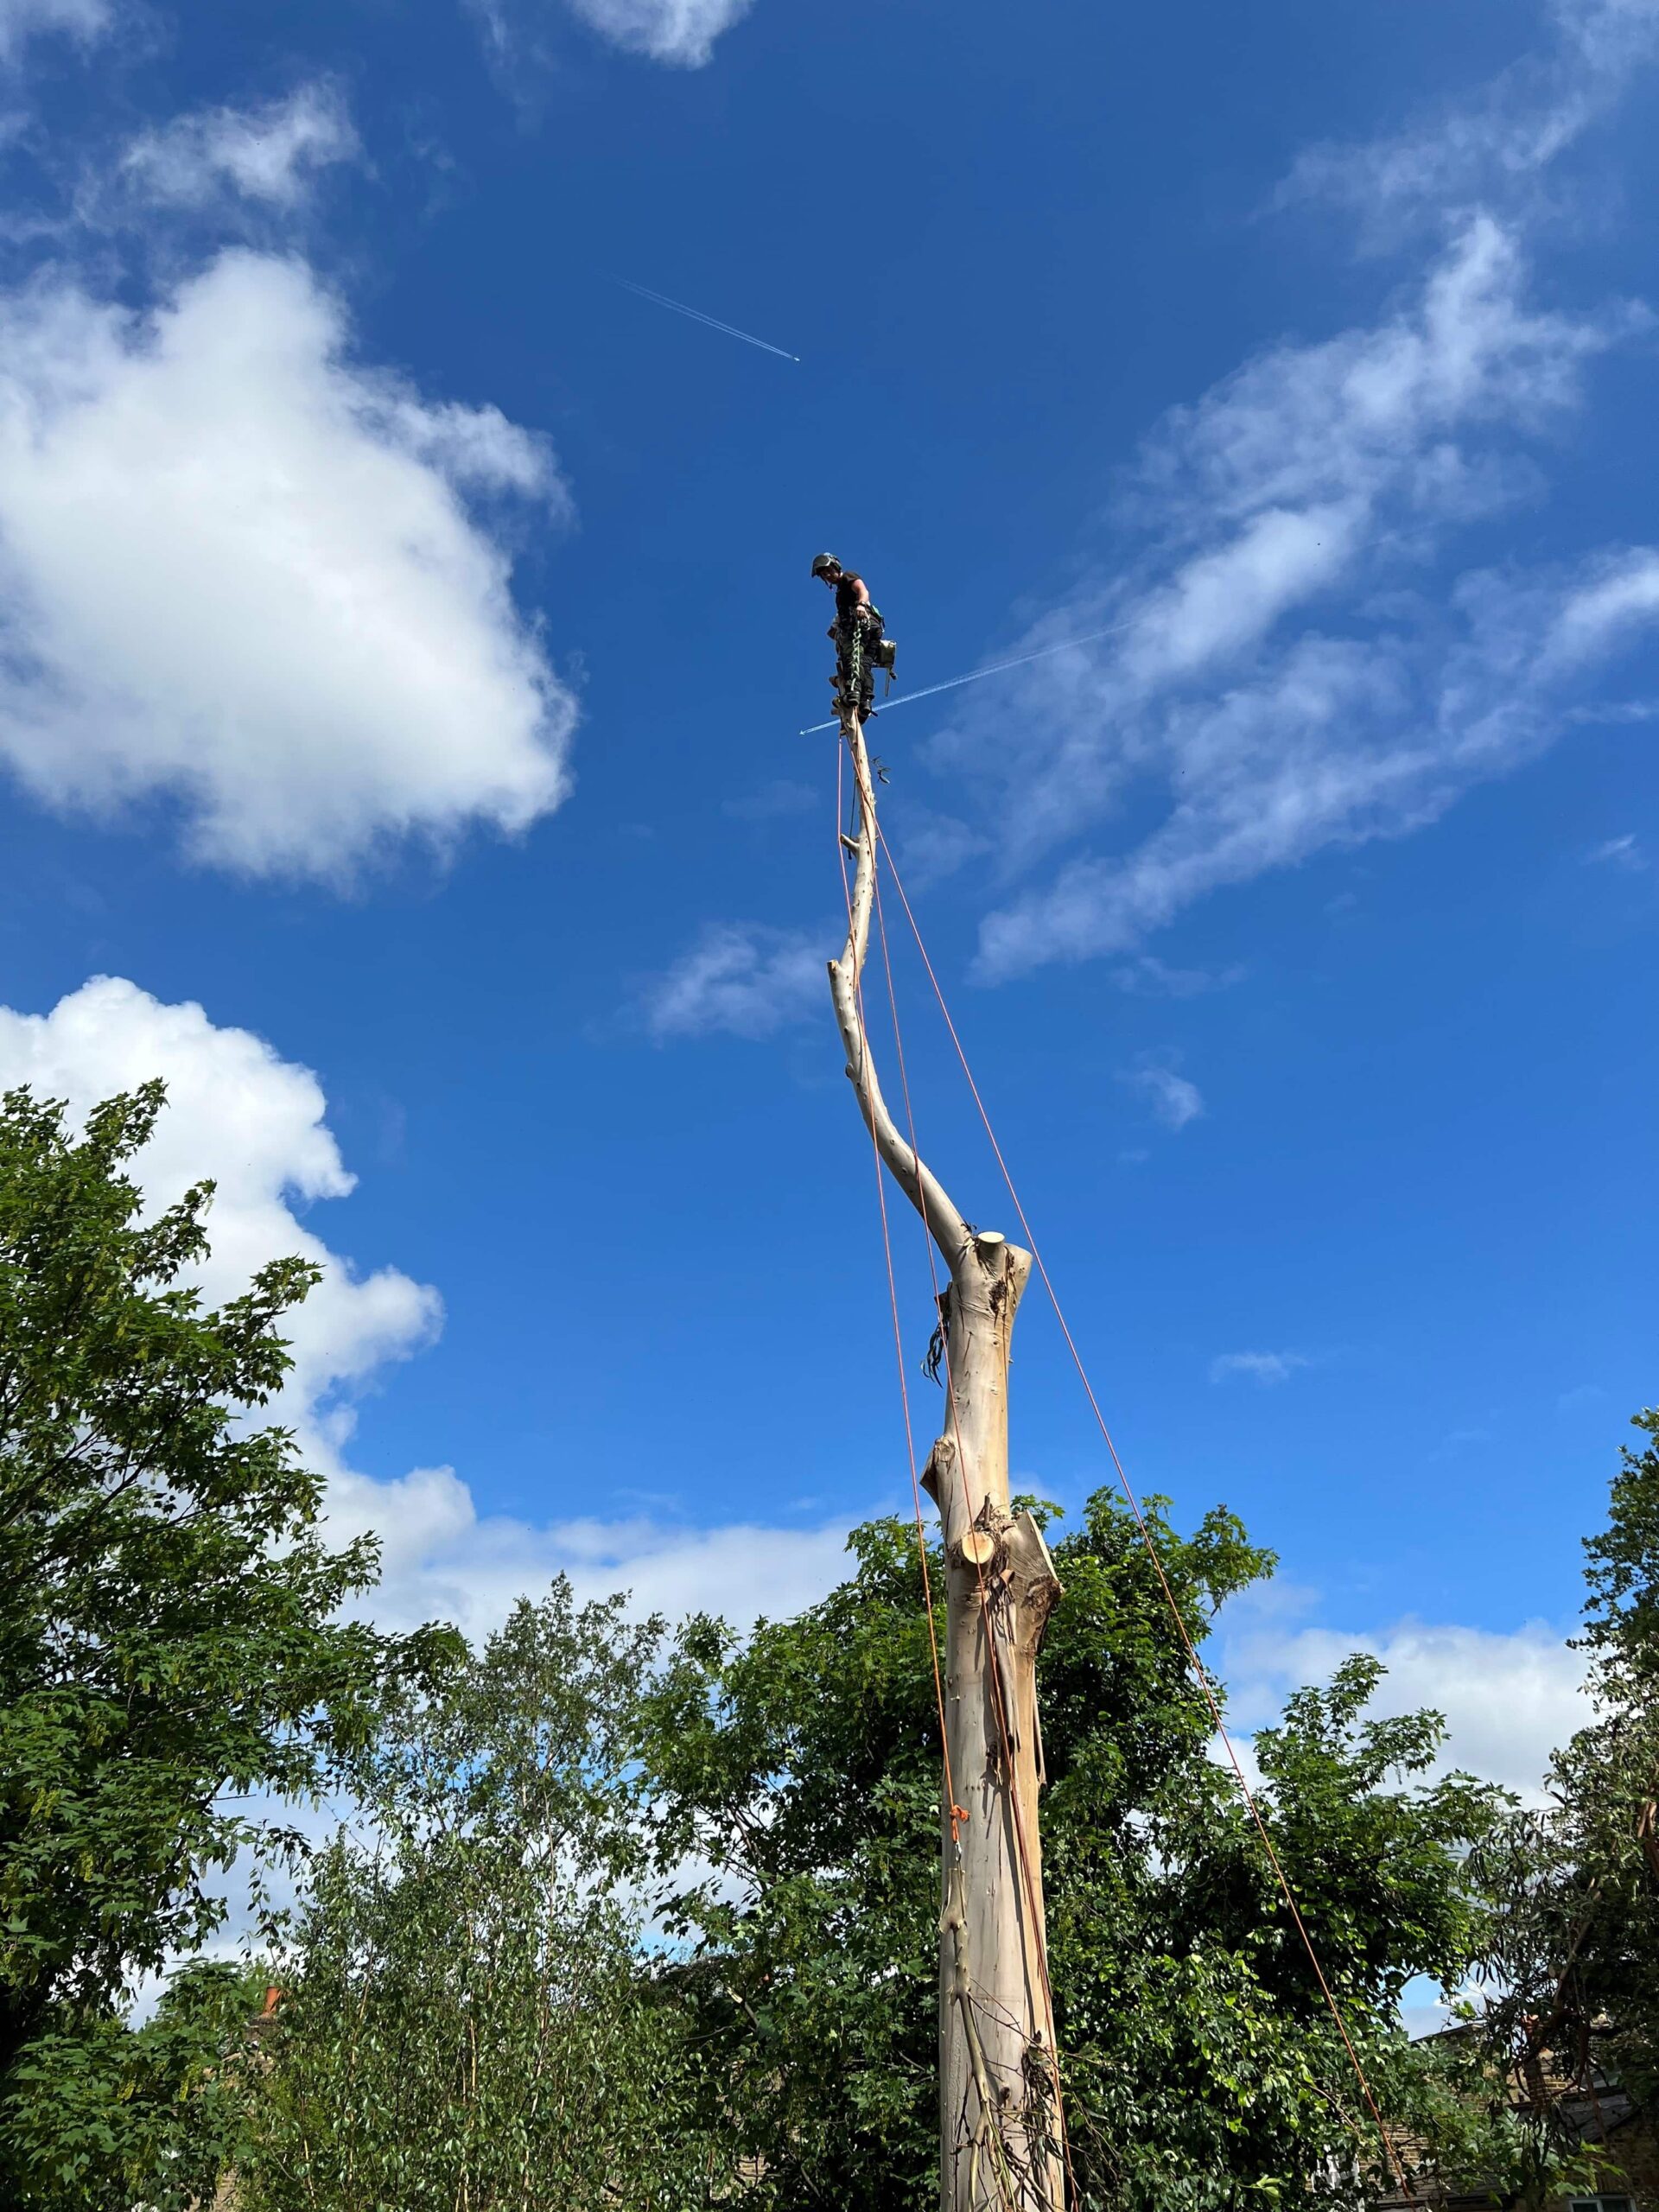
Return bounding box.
[797,620,1133,735]
[614,277,800,363]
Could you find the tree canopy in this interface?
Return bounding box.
[238,1580,723,2212]
[2,1075,1644,2212]
[1473,1408,1659,2137]
[645,1489,1510,2211]
[0,1083,430,2207]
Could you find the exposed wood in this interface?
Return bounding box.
[1638,1799,1659,1889]
[829,699,1065,2212]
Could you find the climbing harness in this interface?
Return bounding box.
[830,607,898,727]
[798,616,1135,736]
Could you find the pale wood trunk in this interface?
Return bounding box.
[828,705,1065,2212]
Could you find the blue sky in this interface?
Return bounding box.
[1,0,1655,1798]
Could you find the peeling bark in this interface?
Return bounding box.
[830,708,1065,2212]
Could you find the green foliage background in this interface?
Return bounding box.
[1471,1409,1659,2148]
[1,1079,1650,2212]
[0,1084,436,2209]
[645,1491,1513,2211]
[237,1585,723,2212]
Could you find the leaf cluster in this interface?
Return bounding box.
[0,1084,425,2205]
[1471,1408,1659,2133]
[644,1488,1510,2210]
[238,1580,727,2211]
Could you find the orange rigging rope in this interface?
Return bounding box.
[873,825,1415,2197]
[839,726,1078,2203]
[835,741,960,1835]
[868,852,1081,2206]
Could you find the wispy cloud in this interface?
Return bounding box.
[470,0,755,73]
[918,5,1659,985]
[638,920,828,1041]
[1113,953,1244,996]
[721,777,817,824]
[895,810,993,891]
[0,0,108,60]
[1210,1350,1311,1387]
[1276,0,1659,244]
[1428,1425,1491,1461]
[1557,1382,1608,1413]
[118,82,359,213]
[1586,830,1643,868]
[962,213,1650,980]
[1121,1055,1204,1130]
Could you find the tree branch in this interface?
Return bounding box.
[828,712,970,1274]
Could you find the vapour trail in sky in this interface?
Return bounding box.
[613,277,801,363]
[798,622,1131,734]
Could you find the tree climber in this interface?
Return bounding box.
[811,552,896,723]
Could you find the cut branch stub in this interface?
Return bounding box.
[956,1529,1000,1570]
[826,700,1065,2212]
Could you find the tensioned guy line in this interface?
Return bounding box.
[613,276,801,363]
[797,619,1132,735]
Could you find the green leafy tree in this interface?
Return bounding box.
[646,1489,1510,2211]
[1475,1408,1659,2131]
[240,1580,729,2212]
[0,1083,426,2208]
[2,1960,270,2209]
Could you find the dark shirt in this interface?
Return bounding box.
[835,570,869,620]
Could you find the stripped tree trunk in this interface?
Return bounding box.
[828,702,1065,2212]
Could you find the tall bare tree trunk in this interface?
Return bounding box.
[828,703,1065,2212]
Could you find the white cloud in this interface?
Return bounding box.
[0,976,856,1645]
[1545,545,1659,664]
[1210,1351,1310,1386]
[1221,1605,1591,1801]
[119,83,359,211]
[0,0,107,58]
[563,0,753,65]
[924,3,1659,982]
[1114,954,1243,996]
[962,217,1657,979]
[324,1468,855,1637]
[0,977,441,1436]
[471,0,754,71]
[1586,830,1643,868]
[639,920,829,1040]
[895,809,992,890]
[1278,0,1659,238]
[1121,1057,1204,1129]
[0,250,575,879]
[4,985,1592,1815]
